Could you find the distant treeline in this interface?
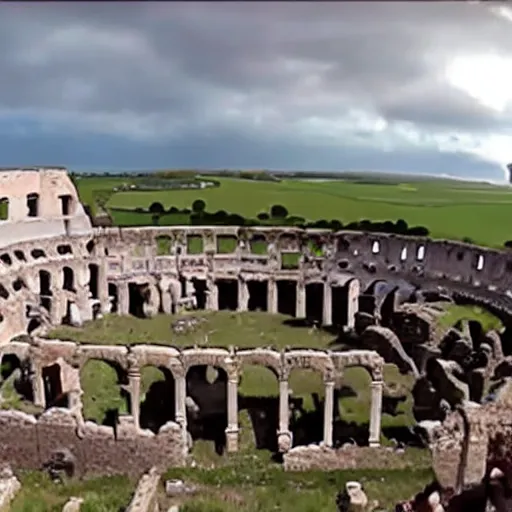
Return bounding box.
[109,199,430,237]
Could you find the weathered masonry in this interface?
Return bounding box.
[0,340,384,460]
[3,168,512,478]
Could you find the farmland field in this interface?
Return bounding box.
[75,174,512,247]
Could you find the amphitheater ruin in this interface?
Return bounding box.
[1,167,512,509]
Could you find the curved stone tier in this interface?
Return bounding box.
[1,167,511,480]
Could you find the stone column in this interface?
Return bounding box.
[98,262,110,314]
[50,292,65,325]
[237,278,249,312]
[347,279,360,329]
[174,373,188,453]
[225,376,239,453]
[267,278,278,314]
[322,282,332,327]
[31,365,46,408]
[323,379,335,447]
[174,373,186,426]
[277,377,293,452]
[206,280,218,311]
[296,281,306,318]
[128,368,141,430]
[118,281,130,315]
[369,379,383,447]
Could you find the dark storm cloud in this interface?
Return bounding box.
[0,2,510,176]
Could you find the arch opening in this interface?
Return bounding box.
[108,283,118,313]
[63,267,75,292]
[139,366,175,434]
[186,365,228,455]
[305,283,323,324]
[27,193,39,217]
[277,280,296,317]
[0,354,34,405]
[238,364,279,452]
[247,280,268,312]
[80,359,129,428]
[288,368,325,448]
[0,197,8,221]
[42,363,67,409]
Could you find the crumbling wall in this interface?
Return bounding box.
[283,445,423,472]
[0,408,185,478]
[0,168,92,245]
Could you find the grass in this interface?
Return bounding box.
[48,312,418,424]
[77,176,512,247]
[11,472,134,512]
[439,303,503,332]
[281,252,301,269]
[187,235,204,254]
[160,445,433,511]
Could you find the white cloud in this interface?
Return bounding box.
[0,2,510,176]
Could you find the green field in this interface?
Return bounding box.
[75,174,512,247]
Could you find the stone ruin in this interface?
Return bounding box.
[0,168,512,507]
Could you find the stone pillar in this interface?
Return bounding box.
[296,281,306,319]
[98,262,110,314]
[118,281,130,315]
[206,280,218,311]
[160,290,172,314]
[277,377,293,452]
[174,373,188,453]
[347,279,360,329]
[31,365,46,408]
[323,379,335,447]
[174,374,186,425]
[322,282,332,327]
[50,292,65,325]
[225,377,239,452]
[369,379,383,447]
[267,278,278,314]
[128,368,141,430]
[237,278,249,312]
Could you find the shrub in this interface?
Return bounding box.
[270,204,288,218]
[192,199,206,213]
[395,219,408,234]
[407,226,429,237]
[257,212,269,221]
[504,240,512,249]
[149,202,165,215]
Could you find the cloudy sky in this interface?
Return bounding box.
[0,2,512,180]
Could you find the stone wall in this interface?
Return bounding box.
[0,408,185,478]
[283,445,423,471]
[0,339,385,462]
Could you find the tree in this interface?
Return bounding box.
[395,219,408,234]
[257,212,269,221]
[149,202,165,215]
[504,240,512,249]
[192,199,206,213]
[270,204,288,218]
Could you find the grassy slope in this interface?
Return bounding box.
[98,177,512,246]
